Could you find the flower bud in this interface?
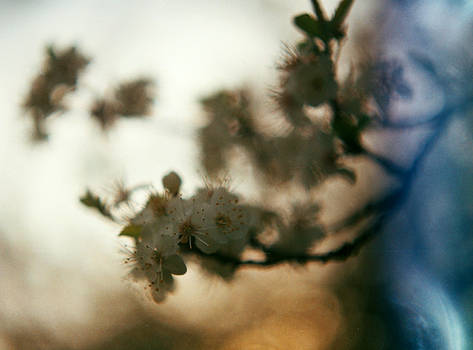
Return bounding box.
[162,171,182,196]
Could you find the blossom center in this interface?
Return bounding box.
[216,213,231,229]
[178,219,200,245]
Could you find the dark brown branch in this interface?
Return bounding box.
[361,150,406,176]
[184,215,384,267]
[239,217,383,266]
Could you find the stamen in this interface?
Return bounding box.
[195,235,209,246]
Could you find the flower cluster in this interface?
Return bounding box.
[23,45,89,140]
[195,1,366,189]
[23,45,155,139]
[198,90,257,175]
[91,78,155,130]
[75,0,394,305]
[198,87,355,188]
[121,177,252,302]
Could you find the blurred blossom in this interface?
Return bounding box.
[23,45,89,140]
[90,78,155,131]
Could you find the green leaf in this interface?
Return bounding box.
[293,14,326,39]
[119,224,142,238]
[310,0,328,22]
[332,0,354,29]
[80,189,113,220]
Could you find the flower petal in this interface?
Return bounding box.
[163,254,187,275]
[195,235,221,254]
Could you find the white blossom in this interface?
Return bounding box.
[165,197,223,254]
[205,187,248,244]
[126,224,186,302]
[130,192,169,226]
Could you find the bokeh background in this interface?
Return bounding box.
[0,0,472,349]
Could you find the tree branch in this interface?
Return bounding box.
[191,98,472,268]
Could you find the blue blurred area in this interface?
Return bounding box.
[379,0,473,348]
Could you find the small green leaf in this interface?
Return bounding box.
[332,0,354,29]
[80,189,113,220]
[294,14,325,38]
[310,0,328,22]
[119,224,142,238]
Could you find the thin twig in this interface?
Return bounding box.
[361,150,406,176]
